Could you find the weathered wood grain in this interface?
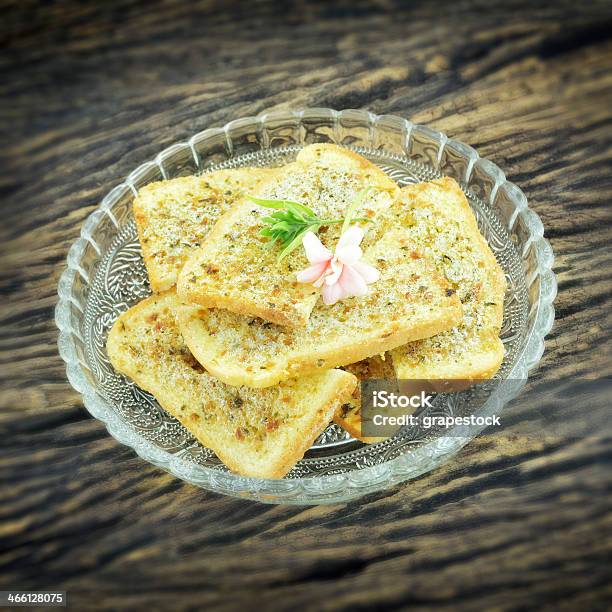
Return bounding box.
[1,1,611,610]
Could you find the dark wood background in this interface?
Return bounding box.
[1,1,611,610]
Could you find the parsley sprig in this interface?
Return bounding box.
[247,187,374,261]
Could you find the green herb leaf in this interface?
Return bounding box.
[277,230,313,261]
[249,188,376,261]
[247,196,315,218]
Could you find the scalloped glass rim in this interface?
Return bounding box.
[56,108,556,504]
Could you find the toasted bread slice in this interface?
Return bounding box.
[334,355,395,443]
[134,168,274,292]
[106,292,357,479]
[177,144,399,327]
[335,179,506,441]
[386,178,506,380]
[177,202,463,387]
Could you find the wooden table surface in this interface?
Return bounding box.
[1,1,611,610]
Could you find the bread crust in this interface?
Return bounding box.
[178,297,462,388]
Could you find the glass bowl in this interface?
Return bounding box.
[56,109,556,504]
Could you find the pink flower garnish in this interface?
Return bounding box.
[296,227,379,305]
